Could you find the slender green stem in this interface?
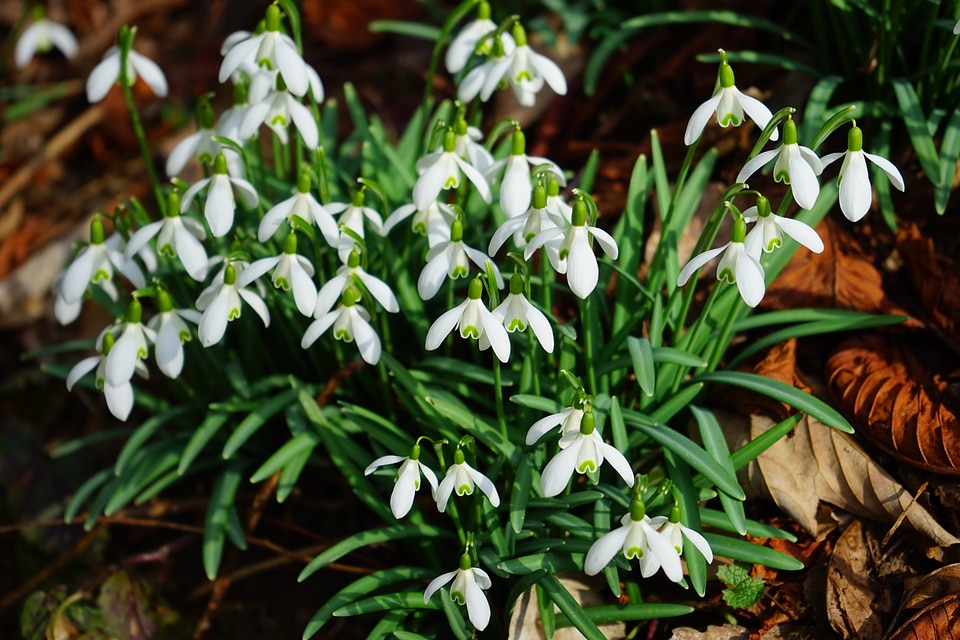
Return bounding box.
[581,294,597,395]
[649,138,700,294]
[706,294,743,372]
[492,358,507,438]
[119,61,164,214]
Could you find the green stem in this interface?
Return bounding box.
[119,60,164,214]
[581,294,597,395]
[706,292,743,372]
[492,357,507,438]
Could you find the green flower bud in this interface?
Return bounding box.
[157,289,174,313]
[102,331,116,355]
[718,61,735,89]
[90,216,105,245]
[165,190,181,218]
[224,263,237,285]
[571,198,587,226]
[468,277,483,300]
[579,410,596,435]
[454,448,466,465]
[532,184,547,209]
[511,129,526,156]
[126,299,142,324]
[512,22,527,48]
[265,4,281,32]
[213,153,228,175]
[197,98,215,131]
[297,171,312,194]
[547,174,561,197]
[459,552,472,571]
[233,81,248,105]
[450,217,464,243]
[455,118,468,137]
[669,504,682,524]
[756,195,771,218]
[352,191,365,207]
[443,129,457,153]
[847,123,863,152]
[283,232,298,254]
[342,286,361,306]
[477,1,491,20]
[347,249,361,269]
[509,272,523,295]
[731,216,747,243]
[629,496,646,521]
[409,442,421,460]
[782,117,797,146]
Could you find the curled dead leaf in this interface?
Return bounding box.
[896,223,960,349]
[886,594,960,640]
[827,335,960,475]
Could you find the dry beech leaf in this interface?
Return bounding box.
[722,412,960,551]
[827,335,960,475]
[899,564,960,613]
[763,218,915,320]
[507,573,625,640]
[669,625,749,640]
[887,594,960,640]
[897,223,960,348]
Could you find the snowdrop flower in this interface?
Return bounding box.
[457,35,513,104]
[181,153,258,238]
[217,82,252,143]
[500,22,568,107]
[15,6,78,68]
[742,194,823,259]
[258,172,338,246]
[418,217,502,301]
[87,26,168,103]
[327,191,384,263]
[545,174,572,222]
[488,183,563,255]
[583,501,680,580]
[242,233,317,317]
[301,286,381,365]
[524,197,619,299]
[424,554,492,631]
[66,332,145,421]
[125,191,208,281]
[677,212,765,308]
[316,249,399,316]
[239,73,319,149]
[425,276,511,363]
[452,118,495,173]
[364,442,439,519]
[658,506,714,567]
[195,262,270,347]
[219,5,308,97]
[102,299,155,388]
[166,98,220,177]
[525,403,587,445]
[684,49,778,146]
[436,448,500,512]
[148,290,200,379]
[820,121,905,222]
[540,410,634,497]
[220,29,255,79]
[382,200,456,248]
[413,130,492,210]
[492,273,554,353]
[737,117,823,210]
[485,130,565,218]
[445,1,510,74]
[57,217,146,323]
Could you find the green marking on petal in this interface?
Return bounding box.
[228,307,241,321]
[718,267,735,283]
[178,330,191,343]
[577,460,597,473]
[457,483,472,496]
[444,175,459,189]
[774,169,790,184]
[275,277,290,291]
[766,238,781,252]
[720,113,741,127]
[335,328,353,342]
[270,114,288,127]
[451,590,466,605]
[462,325,480,339]
[452,265,468,279]
[508,318,525,332]
[625,546,644,560]
[93,269,110,283]
[516,71,532,82]
[160,243,175,257]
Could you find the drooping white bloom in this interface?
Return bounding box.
[524,197,619,299]
[545,174,572,222]
[301,287,381,365]
[820,122,905,222]
[457,35,514,104]
[242,233,317,317]
[494,22,568,107]
[238,74,319,149]
[684,50,778,145]
[418,218,502,301]
[148,290,200,379]
[445,0,511,74]
[492,273,554,353]
[327,192,384,263]
[382,200,456,248]
[425,277,510,363]
[413,130,492,210]
[488,183,564,255]
[195,262,270,347]
[66,331,147,421]
[452,119,495,173]
[86,27,168,103]
[258,172,338,245]
[736,117,823,210]
[435,449,500,512]
[181,153,259,238]
[364,443,439,519]
[219,5,308,97]
[424,555,492,631]
[540,411,635,497]
[125,191,209,281]
[315,249,399,317]
[102,299,155,388]
[583,508,680,580]
[485,129,565,218]
[658,508,714,567]
[742,195,823,259]
[525,405,586,445]
[677,214,765,308]
[15,9,78,68]
[166,100,220,177]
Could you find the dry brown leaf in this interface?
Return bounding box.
[887,594,960,640]
[669,625,749,640]
[507,573,625,640]
[827,336,960,475]
[722,412,960,550]
[899,564,960,612]
[897,223,960,348]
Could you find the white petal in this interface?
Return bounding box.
[523,300,554,353]
[180,177,210,212]
[258,195,295,242]
[174,222,210,280]
[457,64,488,102]
[105,331,138,386]
[352,314,382,365]
[423,570,457,604]
[66,356,100,391]
[479,307,511,363]
[239,100,272,141]
[238,256,280,288]
[798,146,824,175]
[301,311,338,348]
[435,474,457,512]
[677,244,727,287]
[156,319,186,378]
[15,24,41,68]
[682,526,714,563]
[418,249,453,301]
[525,409,568,445]
[736,92,776,139]
[644,525,683,582]
[412,157,448,211]
[524,226,564,261]
[540,443,580,497]
[419,463,439,496]
[864,151,905,191]
[382,204,416,235]
[735,149,779,184]
[198,291,230,347]
[529,50,567,95]
[480,57,512,101]
[288,98,319,149]
[45,23,76,59]
[455,157,492,203]
[488,216,526,256]
[590,226,619,259]
[231,177,259,208]
[55,292,82,325]
[787,150,821,210]
[774,215,824,253]
[463,574,491,630]
[104,382,134,421]
[597,441,635,486]
[86,52,120,103]
[238,289,270,327]
[357,271,399,313]
[219,35,262,83]
[466,467,500,507]
[425,301,468,350]
[129,51,168,97]
[684,94,723,145]
[124,221,163,261]
[565,232,599,299]
[290,262,318,317]
[364,454,405,475]
[820,151,844,169]
[734,249,765,308]
[390,465,418,518]
[205,178,236,237]
[584,525,629,575]
[314,274,347,317]
[62,248,95,304]
[166,131,203,177]
[274,36,309,96]
[501,157,532,217]
[838,152,871,221]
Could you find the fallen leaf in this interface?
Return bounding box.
[897,223,960,348]
[669,624,750,639]
[827,335,960,475]
[507,573,625,640]
[886,594,960,640]
[898,564,960,612]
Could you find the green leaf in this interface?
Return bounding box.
[250,431,319,484]
[703,532,804,570]
[510,455,534,534]
[332,593,440,617]
[222,388,299,458]
[51,428,133,458]
[498,552,581,575]
[699,507,797,541]
[203,463,244,579]
[729,413,803,470]
[555,603,694,627]
[693,371,854,433]
[799,75,843,145]
[892,78,941,184]
[717,563,765,609]
[936,106,960,213]
[64,468,112,522]
[368,20,441,40]
[690,406,746,535]
[114,406,192,476]
[651,347,707,368]
[537,573,606,640]
[179,412,229,475]
[626,336,655,396]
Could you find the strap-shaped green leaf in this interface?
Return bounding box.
[203,463,245,579]
[892,78,941,184]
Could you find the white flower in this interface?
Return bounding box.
[258,172,338,245]
[492,273,554,353]
[485,130,565,218]
[364,444,439,519]
[658,510,714,567]
[424,556,492,631]
[196,262,270,347]
[301,287,381,365]
[327,193,384,263]
[820,122,905,222]
[497,23,567,107]
[445,1,510,74]
[166,99,220,176]
[148,290,200,379]
[15,10,78,68]
[413,130,492,210]
[677,214,765,308]
[382,200,456,248]
[315,249,399,316]
[66,332,147,421]
[525,197,619,299]
[181,153,259,238]
[684,50,778,145]
[540,411,634,497]
[742,195,823,258]
[457,35,514,103]
[583,509,680,580]
[435,449,500,512]
[242,234,317,317]
[736,117,823,210]
[545,174,572,222]
[217,83,253,143]
[86,27,168,103]
[239,75,319,149]
[125,192,209,281]
[219,5,308,96]
[425,277,510,363]
[102,300,155,388]
[525,406,586,445]
[488,183,564,255]
[452,119,495,173]
[418,218,502,301]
